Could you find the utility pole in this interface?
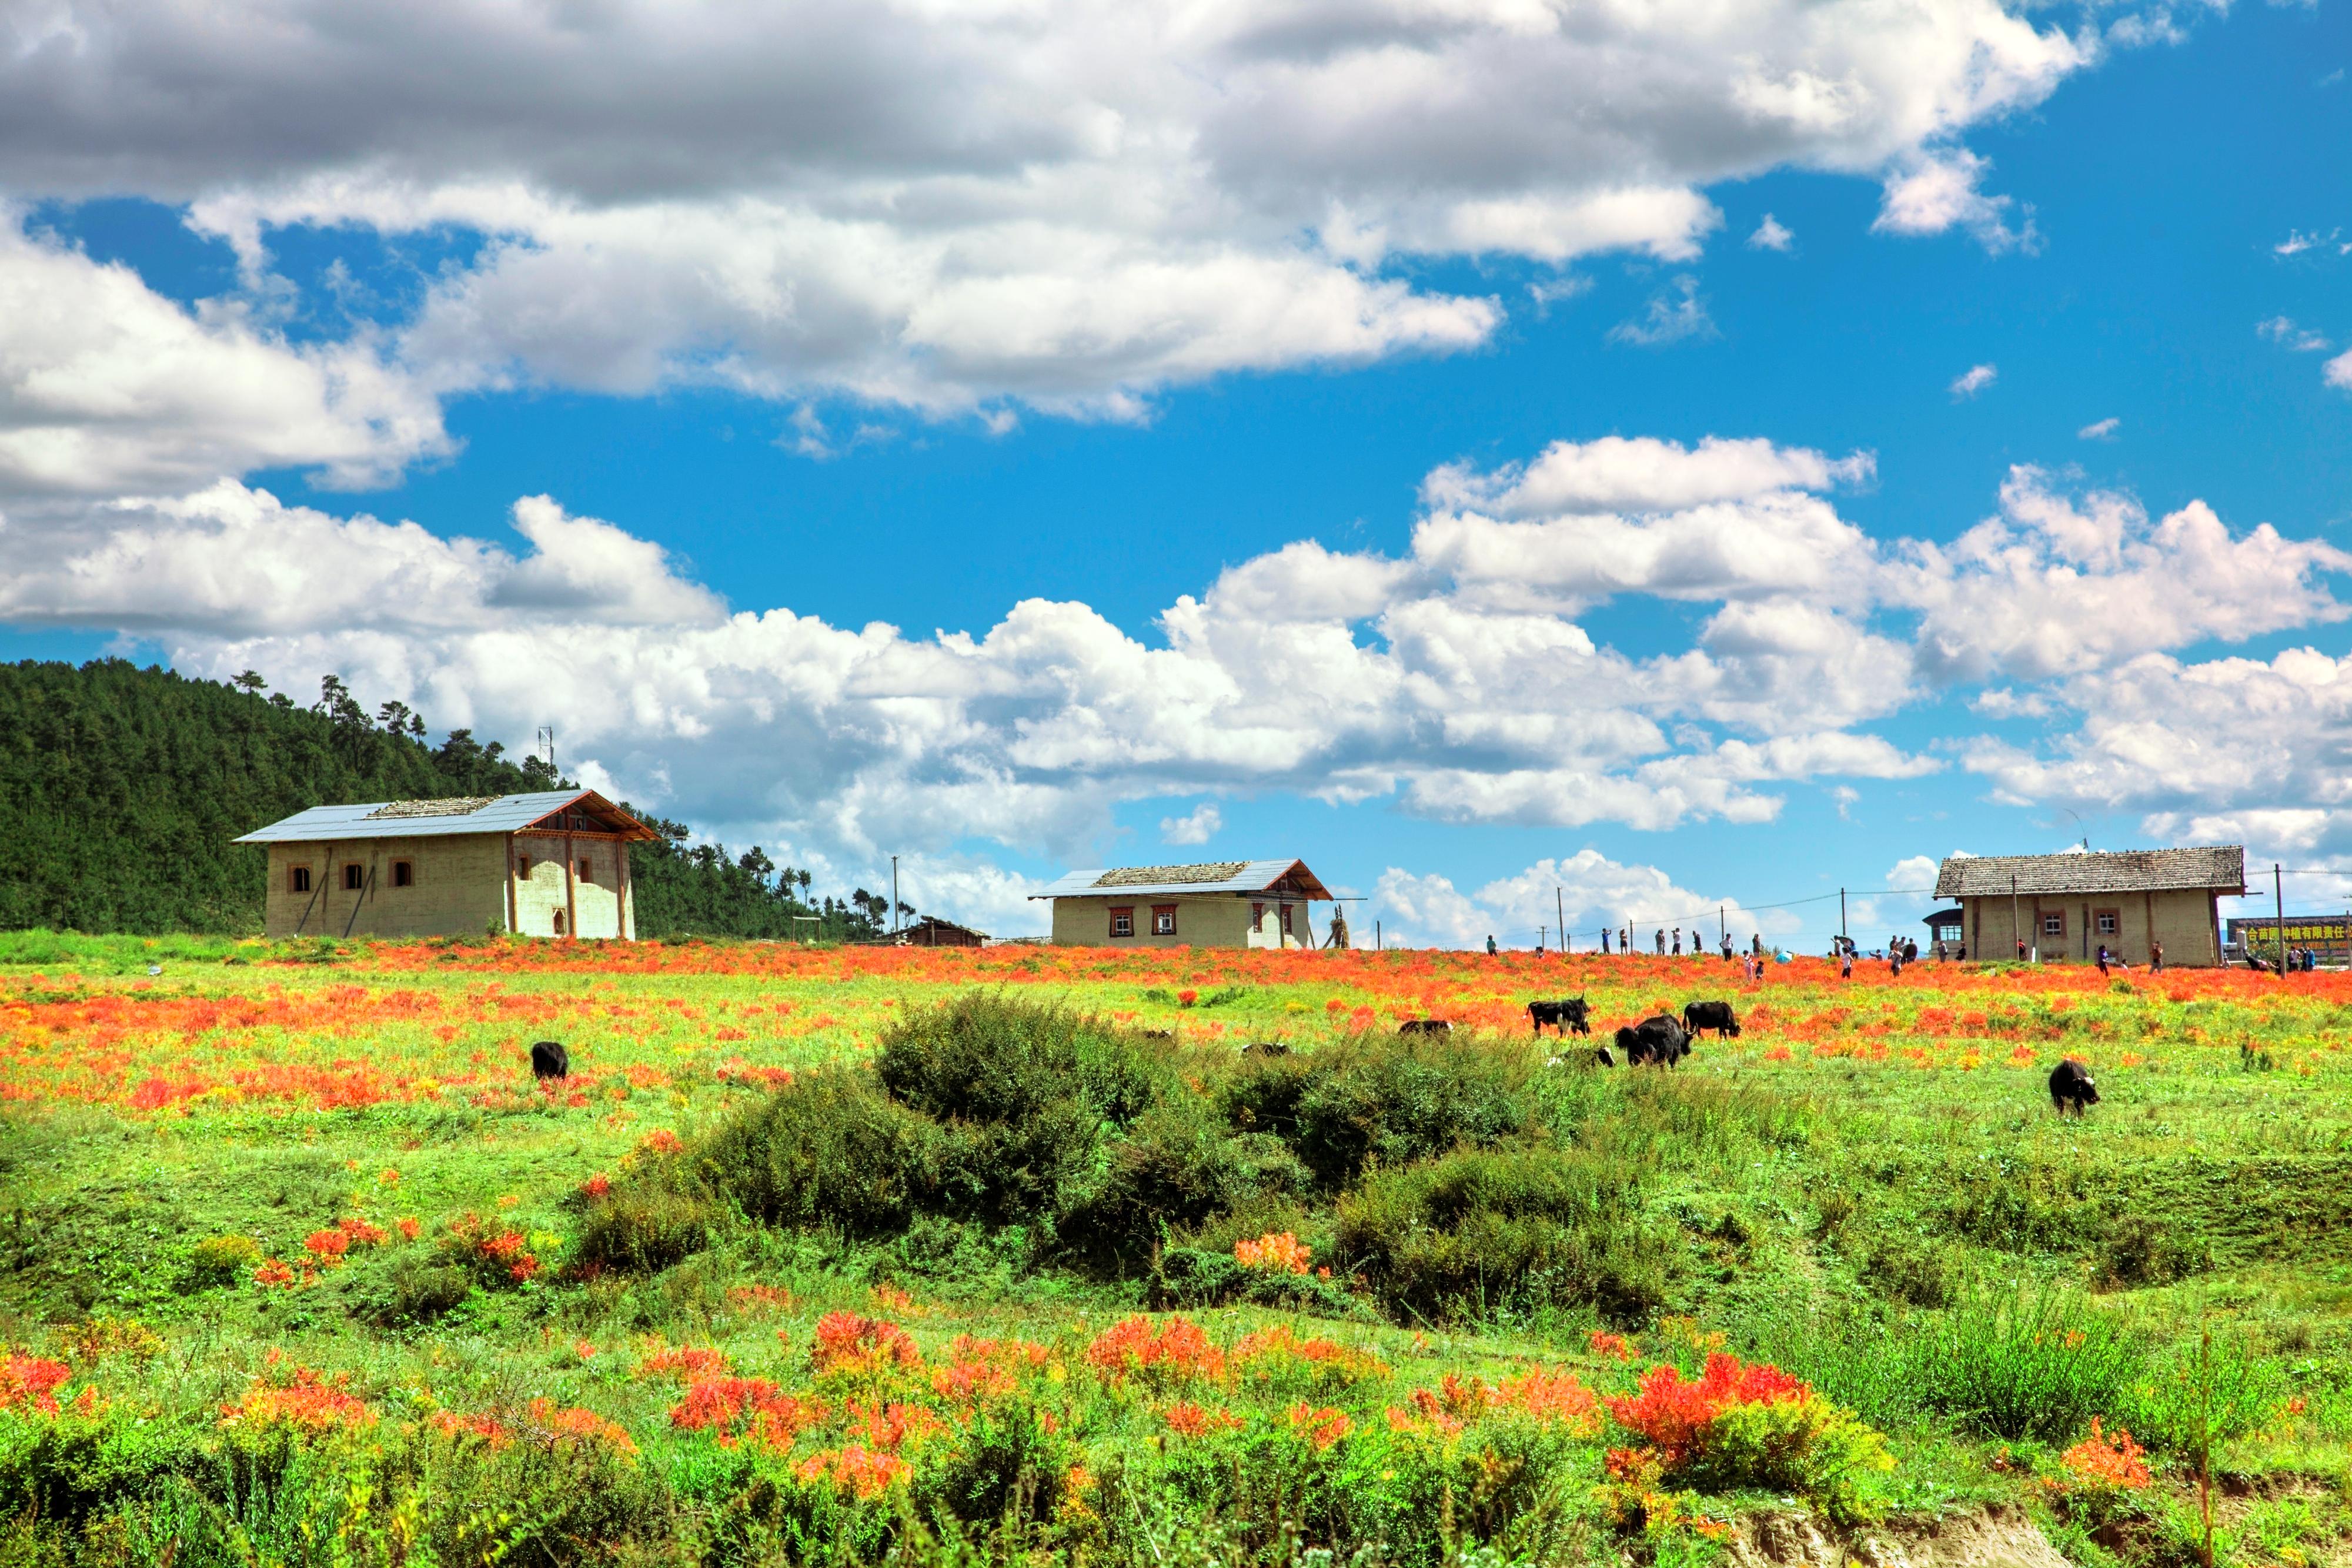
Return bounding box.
[2011,874,2021,964]
[1538,924,1546,954]
[891,854,901,940]
[1555,887,1566,956]
[1839,887,1847,948]
[2275,862,2286,975]
[1719,904,1727,951]
[1375,919,1382,951]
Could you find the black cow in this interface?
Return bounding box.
[1682,1000,1741,1039]
[2049,1058,2100,1115]
[1398,1019,1453,1036]
[1614,1015,1692,1067]
[530,1041,570,1080]
[1593,1044,1618,1068]
[1240,1041,1291,1058]
[1529,997,1591,1037]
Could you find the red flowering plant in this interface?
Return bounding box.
[435,1212,544,1289]
[1603,1352,1892,1523]
[2046,1418,2153,1523]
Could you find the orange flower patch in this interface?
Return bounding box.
[2060,1419,2151,1491]
[1233,1231,1313,1275]
[1284,1402,1352,1451]
[1605,1352,1808,1467]
[1085,1315,1225,1386]
[220,1366,375,1434]
[794,1443,912,1500]
[811,1312,921,1375]
[1162,1400,1245,1437]
[0,1356,71,1415]
[669,1377,826,1450]
[636,1339,730,1382]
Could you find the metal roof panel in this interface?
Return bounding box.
[233,791,644,844]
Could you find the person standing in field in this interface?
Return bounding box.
[1671,928,1682,955]
[1840,944,1854,979]
[2150,940,2164,972]
[1486,934,1498,955]
[1654,929,1665,955]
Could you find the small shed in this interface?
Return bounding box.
[904,915,987,947]
[235,790,659,940]
[1032,859,1334,949]
[1923,908,1965,948]
[1934,846,2245,966]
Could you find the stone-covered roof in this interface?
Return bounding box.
[235,790,659,844]
[1935,847,2246,898]
[1031,859,1333,900]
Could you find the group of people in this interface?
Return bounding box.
[2248,944,2320,972]
[1830,933,1921,979]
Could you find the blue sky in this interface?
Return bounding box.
[2,0,2348,945]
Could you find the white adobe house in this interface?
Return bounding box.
[235,790,659,940]
[1031,860,1334,949]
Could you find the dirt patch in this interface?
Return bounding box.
[1728,1503,2070,1568]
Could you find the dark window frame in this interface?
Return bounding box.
[1108,905,1135,938]
[343,862,366,891]
[2040,910,2065,939]
[2094,908,2119,937]
[391,860,415,888]
[576,857,596,885]
[289,865,311,894]
[1152,904,1177,936]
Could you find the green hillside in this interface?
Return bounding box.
[0,660,883,940]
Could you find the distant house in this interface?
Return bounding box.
[1032,860,1334,949]
[1934,846,2246,966]
[903,915,987,947]
[235,790,659,940]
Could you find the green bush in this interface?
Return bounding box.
[369,1254,475,1325]
[1678,1395,1895,1523]
[1907,1281,2144,1442]
[569,1184,716,1276]
[185,1234,259,1288]
[1287,1033,1536,1189]
[2094,1213,2209,1289]
[876,991,1159,1128]
[691,1068,939,1236]
[1058,1105,1307,1266]
[1335,1144,1668,1323]
[2116,1332,2290,1453]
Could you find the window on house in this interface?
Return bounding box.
[1152,905,1177,936]
[577,858,596,884]
[553,910,567,937]
[517,855,533,879]
[289,866,311,894]
[2096,910,2119,936]
[343,863,366,891]
[2041,911,2064,938]
[1280,904,1294,932]
[1251,902,1265,931]
[391,861,414,888]
[1108,907,1135,938]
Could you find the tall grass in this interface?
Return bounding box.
[1906,1280,2144,1442]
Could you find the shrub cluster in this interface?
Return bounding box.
[574,991,1716,1323]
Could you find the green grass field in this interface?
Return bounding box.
[1,932,2346,1567]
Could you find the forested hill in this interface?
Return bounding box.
[0,660,886,940]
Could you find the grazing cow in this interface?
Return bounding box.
[1398,1019,1453,1036]
[1594,1044,1617,1068]
[1528,997,1591,1037]
[1240,1041,1291,1058]
[2048,1058,2100,1115]
[1616,1015,1692,1067]
[1682,1000,1741,1039]
[530,1041,570,1080]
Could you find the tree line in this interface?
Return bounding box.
[0,660,907,940]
